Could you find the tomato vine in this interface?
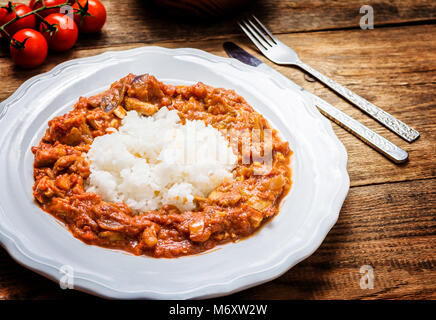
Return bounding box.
[0,0,70,39]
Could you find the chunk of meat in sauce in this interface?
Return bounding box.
[32,73,292,258]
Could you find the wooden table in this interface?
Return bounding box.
[0,0,435,300]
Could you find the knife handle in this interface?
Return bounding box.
[310,94,408,163]
[296,60,419,143]
[250,63,408,163]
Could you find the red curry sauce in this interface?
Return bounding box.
[32,74,292,258]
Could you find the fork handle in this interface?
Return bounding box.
[257,63,408,163]
[310,94,408,163]
[295,60,419,143]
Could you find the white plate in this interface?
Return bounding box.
[0,46,349,299]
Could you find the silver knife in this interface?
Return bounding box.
[223,42,408,163]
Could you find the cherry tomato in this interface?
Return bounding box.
[0,7,7,24]
[0,8,5,39]
[10,28,48,68]
[2,3,36,36]
[73,0,106,33]
[0,8,8,39]
[39,13,78,51]
[0,8,7,38]
[30,0,66,18]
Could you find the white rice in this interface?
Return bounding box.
[85,108,237,213]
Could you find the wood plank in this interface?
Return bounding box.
[258,24,436,187]
[0,0,434,303]
[0,24,434,187]
[231,178,436,299]
[0,0,435,54]
[0,178,434,299]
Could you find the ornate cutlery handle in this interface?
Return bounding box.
[310,94,408,163]
[296,60,419,143]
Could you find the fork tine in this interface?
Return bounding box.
[239,20,271,50]
[251,15,278,44]
[238,21,269,51]
[245,18,274,47]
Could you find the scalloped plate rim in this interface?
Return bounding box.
[0,46,349,299]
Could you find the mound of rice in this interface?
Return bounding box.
[85,108,237,213]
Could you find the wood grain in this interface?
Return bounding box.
[0,179,434,299]
[0,0,435,54]
[1,25,434,187]
[0,0,435,300]
[231,179,436,300]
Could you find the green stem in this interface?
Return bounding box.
[0,1,70,40]
[33,12,51,28]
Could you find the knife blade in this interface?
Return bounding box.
[223,42,408,163]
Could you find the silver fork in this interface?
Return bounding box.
[238,16,420,143]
